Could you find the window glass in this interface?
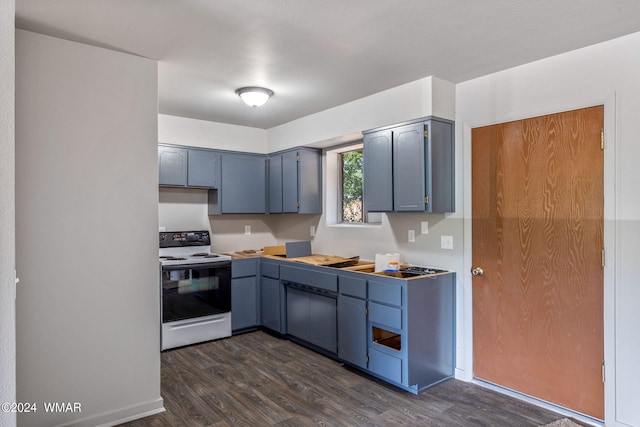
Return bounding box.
[340,150,363,223]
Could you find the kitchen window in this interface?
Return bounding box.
[326,143,381,226]
[340,149,364,223]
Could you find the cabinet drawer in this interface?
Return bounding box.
[261,261,280,279]
[281,265,337,292]
[339,276,367,298]
[369,280,402,306]
[232,259,257,278]
[369,347,403,384]
[369,302,402,330]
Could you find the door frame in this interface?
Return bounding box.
[460,95,617,423]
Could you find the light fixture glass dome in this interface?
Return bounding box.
[235,86,274,107]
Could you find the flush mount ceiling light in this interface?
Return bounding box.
[235,86,274,107]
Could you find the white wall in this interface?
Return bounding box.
[159,114,268,153]
[158,187,278,252]
[456,32,640,427]
[16,30,162,427]
[0,1,16,427]
[267,76,455,152]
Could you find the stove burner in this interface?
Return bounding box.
[160,256,187,261]
[400,266,447,275]
[192,253,220,258]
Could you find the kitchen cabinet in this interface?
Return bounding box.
[268,147,322,214]
[231,258,259,333]
[362,130,393,212]
[188,148,219,188]
[158,145,188,186]
[337,274,368,368]
[256,257,454,394]
[209,152,267,214]
[363,116,455,213]
[281,264,338,353]
[159,145,219,188]
[260,260,285,333]
[366,273,455,393]
[286,287,337,353]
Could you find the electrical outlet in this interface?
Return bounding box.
[441,235,453,250]
[244,225,251,235]
[421,221,429,234]
[408,230,416,242]
[159,226,166,232]
[310,225,316,237]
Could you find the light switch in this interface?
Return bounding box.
[441,235,453,250]
[421,221,429,234]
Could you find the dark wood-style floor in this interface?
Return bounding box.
[119,331,566,427]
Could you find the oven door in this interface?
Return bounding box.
[161,260,231,323]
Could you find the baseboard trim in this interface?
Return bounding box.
[473,379,603,427]
[57,397,165,427]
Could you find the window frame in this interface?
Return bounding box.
[325,142,381,227]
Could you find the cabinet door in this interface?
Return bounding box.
[282,150,299,213]
[268,154,283,213]
[393,123,426,211]
[338,295,367,368]
[220,153,267,213]
[308,293,337,352]
[188,149,219,188]
[158,145,187,186]
[286,287,309,340]
[231,276,257,331]
[429,119,455,213]
[260,277,282,332]
[297,149,322,214]
[363,129,393,212]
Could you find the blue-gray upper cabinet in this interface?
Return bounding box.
[209,152,267,214]
[159,145,219,188]
[158,145,188,186]
[231,258,259,333]
[268,148,322,214]
[363,129,393,212]
[187,148,219,188]
[363,116,455,213]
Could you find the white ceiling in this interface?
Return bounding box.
[15,0,640,129]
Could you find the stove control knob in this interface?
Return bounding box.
[471,267,484,276]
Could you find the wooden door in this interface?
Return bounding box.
[472,106,604,419]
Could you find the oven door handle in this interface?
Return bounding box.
[161,261,231,271]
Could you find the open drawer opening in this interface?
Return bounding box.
[372,326,402,351]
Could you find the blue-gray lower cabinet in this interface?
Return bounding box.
[337,274,367,368]
[337,294,367,368]
[260,277,283,333]
[279,264,338,352]
[231,258,259,333]
[366,273,456,394]
[257,259,455,395]
[286,288,337,353]
[260,260,285,333]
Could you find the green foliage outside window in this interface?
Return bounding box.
[341,150,363,223]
